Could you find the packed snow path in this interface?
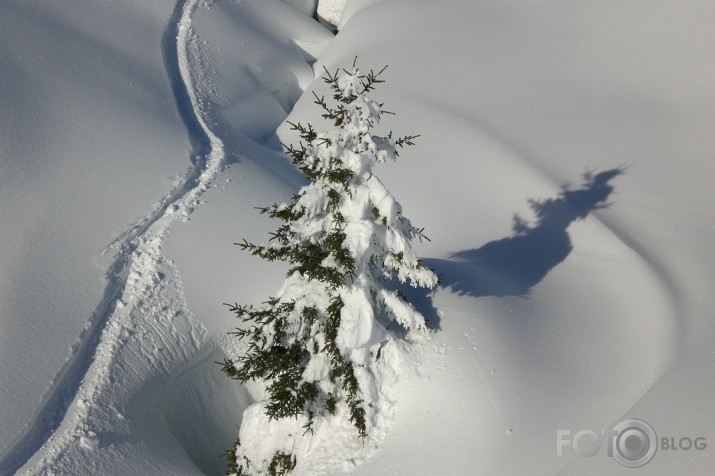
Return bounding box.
[1,1,333,473]
[1,1,224,473]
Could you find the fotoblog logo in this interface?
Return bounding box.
[608,419,658,467]
[556,418,707,468]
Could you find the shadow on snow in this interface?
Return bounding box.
[399,168,624,329]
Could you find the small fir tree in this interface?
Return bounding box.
[222,60,438,475]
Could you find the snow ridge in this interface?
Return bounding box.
[1,1,226,473]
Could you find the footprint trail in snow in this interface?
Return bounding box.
[5,1,226,473]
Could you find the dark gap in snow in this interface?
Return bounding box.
[427,168,624,299]
[317,17,339,34]
[281,0,339,34]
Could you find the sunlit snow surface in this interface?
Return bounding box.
[1,0,714,475]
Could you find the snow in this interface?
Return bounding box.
[317,0,348,28]
[0,0,189,469]
[1,0,714,475]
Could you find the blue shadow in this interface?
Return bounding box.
[425,168,624,301]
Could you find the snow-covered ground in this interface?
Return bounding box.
[1,0,713,474]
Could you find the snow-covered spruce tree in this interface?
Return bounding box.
[222,61,438,475]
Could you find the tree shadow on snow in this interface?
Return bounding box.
[389,280,443,330]
[413,168,624,313]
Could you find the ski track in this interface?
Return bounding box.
[0,1,223,474]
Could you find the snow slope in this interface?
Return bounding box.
[1,0,714,475]
[0,0,189,470]
[317,2,715,475]
[0,0,330,474]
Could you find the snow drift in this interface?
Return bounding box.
[1,0,713,475]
